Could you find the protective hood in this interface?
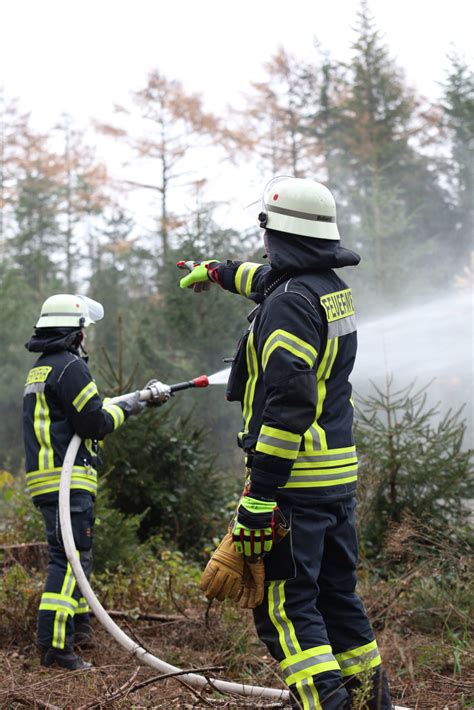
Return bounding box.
[265,229,360,273]
[25,327,82,355]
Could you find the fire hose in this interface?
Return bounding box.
[58,377,289,702]
[59,378,409,707]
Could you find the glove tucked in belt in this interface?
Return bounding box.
[200,530,265,609]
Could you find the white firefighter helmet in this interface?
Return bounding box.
[258,176,340,240]
[36,294,104,328]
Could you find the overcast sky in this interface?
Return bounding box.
[1,0,472,130]
[1,0,472,232]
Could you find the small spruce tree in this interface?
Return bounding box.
[354,379,473,558]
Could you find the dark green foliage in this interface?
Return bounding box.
[355,380,473,557]
[441,52,474,262]
[93,486,147,573]
[101,406,236,554]
[0,262,39,472]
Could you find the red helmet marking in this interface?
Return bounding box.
[273,193,279,200]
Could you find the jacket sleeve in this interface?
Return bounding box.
[214,260,271,298]
[57,358,128,440]
[248,292,322,499]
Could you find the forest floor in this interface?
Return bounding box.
[0,595,472,710]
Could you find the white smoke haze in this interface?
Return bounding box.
[207,289,473,445]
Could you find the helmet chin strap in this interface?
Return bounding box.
[77,329,88,357]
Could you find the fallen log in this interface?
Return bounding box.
[106,609,189,623]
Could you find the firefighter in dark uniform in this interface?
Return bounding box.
[179,177,392,709]
[23,294,169,670]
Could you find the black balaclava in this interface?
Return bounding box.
[25,327,84,355]
[264,228,360,273]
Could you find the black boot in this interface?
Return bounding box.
[74,619,96,650]
[40,646,92,670]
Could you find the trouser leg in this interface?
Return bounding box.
[75,547,92,626]
[253,503,350,710]
[37,493,95,650]
[317,499,392,710]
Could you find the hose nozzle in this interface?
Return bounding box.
[169,375,209,393]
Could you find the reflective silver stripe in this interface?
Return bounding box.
[300,680,317,708]
[53,611,66,648]
[40,596,77,614]
[240,266,253,296]
[62,563,76,598]
[34,393,51,470]
[273,582,298,656]
[338,647,381,670]
[41,311,82,318]
[296,451,357,463]
[263,331,317,370]
[77,597,90,613]
[258,434,301,453]
[24,383,46,396]
[320,339,336,380]
[282,652,338,680]
[103,403,125,428]
[308,424,322,451]
[267,204,335,223]
[287,470,357,483]
[26,466,94,482]
[71,480,97,493]
[73,381,98,412]
[328,315,357,338]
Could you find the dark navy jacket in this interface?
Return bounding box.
[217,230,360,503]
[23,331,127,504]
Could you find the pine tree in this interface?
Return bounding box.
[441,52,474,264]
[354,379,473,558]
[330,2,453,305]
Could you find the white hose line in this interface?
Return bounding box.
[59,392,410,708]
[58,392,289,701]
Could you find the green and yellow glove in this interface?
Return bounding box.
[232,495,278,557]
[177,259,220,291]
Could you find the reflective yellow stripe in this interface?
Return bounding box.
[295,445,357,468]
[262,329,317,371]
[293,458,357,469]
[269,582,326,709]
[335,640,381,676]
[39,592,78,615]
[102,403,125,429]
[73,381,99,412]
[283,472,358,489]
[76,597,90,614]
[256,424,302,460]
[295,678,322,710]
[308,337,338,450]
[50,557,79,649]
[34,392,54,470]
[242,330,258,432]
[26,466,97,497]
[268,581,300,658]
[235,262,261,297]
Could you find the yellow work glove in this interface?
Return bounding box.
[200,530,244,602]
[177,259,220,292]
[238,559,265,609]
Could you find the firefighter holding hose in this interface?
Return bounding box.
[23,294,170,670]
[179,177,392,710]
